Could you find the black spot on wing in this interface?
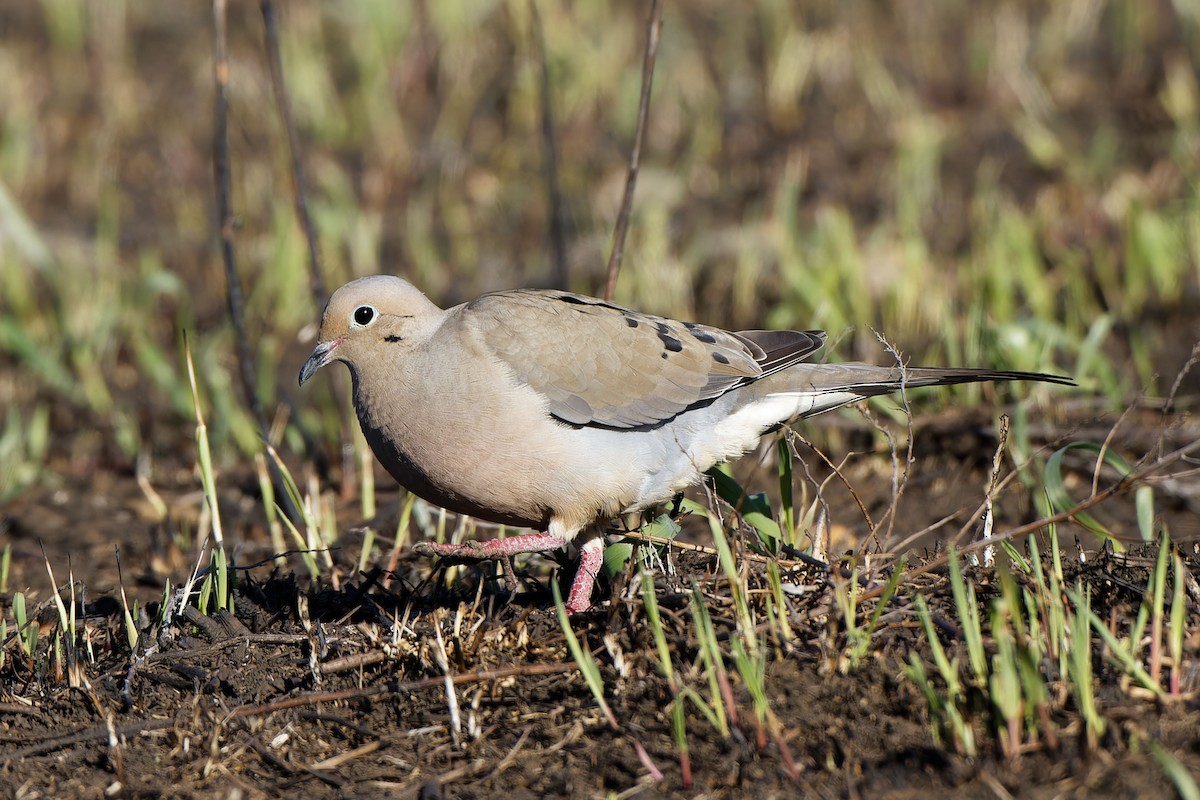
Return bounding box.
[713,351,730,365]
[625,317,639,328]
[550,293,633,314]
[683,321,718,344]
[654,322,684,352]
[384,335,403,342]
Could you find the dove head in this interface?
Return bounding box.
[299,275,444,386]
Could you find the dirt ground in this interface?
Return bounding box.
[3,400,1199,799]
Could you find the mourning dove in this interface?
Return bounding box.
[300,275,1072,613]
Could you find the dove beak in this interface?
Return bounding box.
[299,338,341,386]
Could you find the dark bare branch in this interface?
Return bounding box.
[213,0,303,522]
[603,0,664,302]
[212,0,265,436]
[260,0,327,308]
[530,0,570,290]
[260,0,357,499]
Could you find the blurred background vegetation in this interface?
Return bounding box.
[1,0,1198,501]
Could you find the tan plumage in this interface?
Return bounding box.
[465,289,824,427]
[300,275,1072,613]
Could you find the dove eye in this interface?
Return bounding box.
[352,305,376,327]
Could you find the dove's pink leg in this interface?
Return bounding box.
[413,531,605,613]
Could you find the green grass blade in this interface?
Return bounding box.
[552,581,616,728]
[1146,739,1200,800]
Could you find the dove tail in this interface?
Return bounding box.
[849,367,1076,394]
[754,364,1074,423]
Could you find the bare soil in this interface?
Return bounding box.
[3,405,1199,799]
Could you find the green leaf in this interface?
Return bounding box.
[1045,442,1147,543]
[705,467,782,546]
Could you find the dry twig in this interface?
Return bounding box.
[603,0,665,301]
[530,0,570,289]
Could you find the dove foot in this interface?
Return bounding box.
[412,532,567,597]
[412,531,565,559]
[412,531,606,613]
